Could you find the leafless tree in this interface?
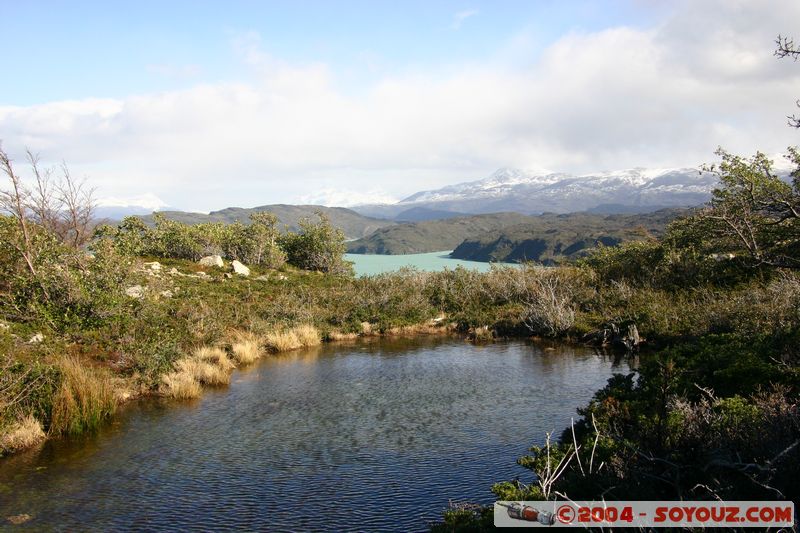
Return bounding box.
[0,146,38,279]
[775,35,800,128]
[57,162,96,248]
[1,144,96,249]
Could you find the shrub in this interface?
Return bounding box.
[279,213,353,274]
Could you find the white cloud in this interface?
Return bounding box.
[451,9,479,30]
[298,188,399,207]
[97,192,169,210]
[1,0,799,211]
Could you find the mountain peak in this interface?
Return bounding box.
[391,165,715,215]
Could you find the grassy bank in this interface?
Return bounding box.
[3,252,798,458]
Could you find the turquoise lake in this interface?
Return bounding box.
[345,251,517,276]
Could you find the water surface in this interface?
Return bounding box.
[1,338,627,532]
[345,251,515,276]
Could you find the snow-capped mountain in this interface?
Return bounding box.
[391,166,716,216]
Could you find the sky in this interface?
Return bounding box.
[1,0,799,212]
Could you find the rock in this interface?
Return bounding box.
[231,260,250,276]
[125,285,144,299]
[223,272,233,279]
[168,267,179,275]
[144,261,161,271]
[0,322,9,331]
[6,514,32,525]
[277,274,288,281]
[28,333,44,344]
[160,290,173,298]
[255,275,271,282]
[198,255,224,268]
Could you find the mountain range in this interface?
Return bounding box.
[351,166,715,219]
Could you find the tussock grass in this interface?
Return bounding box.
[50,357,117,436]
[193,346,235,373]
[161,371,202,399]
[229,332,263,364]
[0,415,45,452]
[175,358,230,386]
[385,323,449,336]
[294,324,321,347]
[327,330,359,341]
[264,324,320,352]
[468,325,494,342]
[160,345,235,398]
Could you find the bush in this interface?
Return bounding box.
[279,212,353,274]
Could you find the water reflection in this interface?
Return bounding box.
[1,337,629,532]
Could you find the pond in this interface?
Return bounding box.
[0,338,629,532]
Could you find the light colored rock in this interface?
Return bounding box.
[277,274,288,281]
[198,255,224,268]
[125,285,144,298]
[0,322,9,331]
[6,514,32,525]
[223,272,233,279]
[231,260,250,276]
[28,333,44,344]
[168,267,179,275]
[144,261,161,271]
[160,290,173,298]
[255,275,271,282]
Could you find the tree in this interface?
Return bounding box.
[693,148,800,269]
[775,35,800,128]
[241,212,285,268]
[0,144,96,250]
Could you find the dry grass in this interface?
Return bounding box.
[175,358,230,386]
[294,324,321,347]
[229,332,263,364]
[160,345,235,398]
[0,415,45,452]
[161,371,202,399]
[193,346,235,372]
[385,323,450,336]
[327,330,359,341]
[264,324,321,352]
[50,356,117,436]
[468,325,494,342]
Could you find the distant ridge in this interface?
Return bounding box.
[139,204,395,239]
[351,166,714,219]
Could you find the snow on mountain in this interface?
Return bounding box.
[394,166,716,215]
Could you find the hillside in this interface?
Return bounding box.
[140,204,394,239]
[346,213,532,254]
[450,209,685,264]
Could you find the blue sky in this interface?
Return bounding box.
[2,1,658,104]
[1,1,798,211]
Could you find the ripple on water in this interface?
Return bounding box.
[0,338,627,532]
